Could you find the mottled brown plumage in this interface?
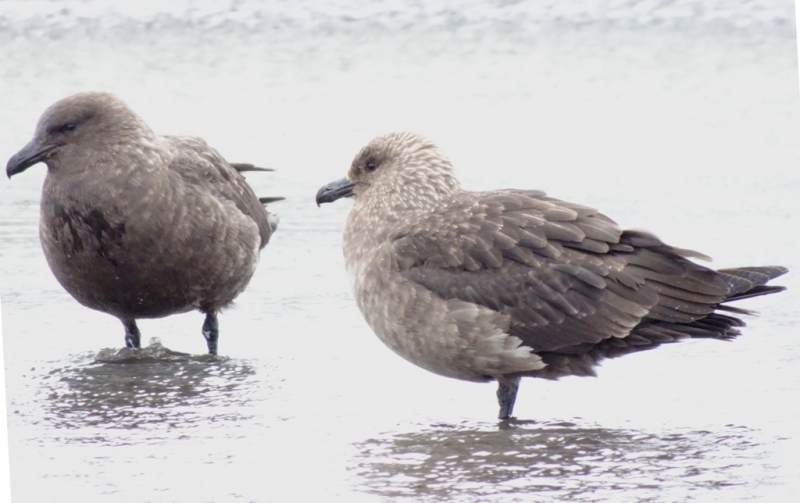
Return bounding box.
[316,132,787,419]
[6,92,279,354]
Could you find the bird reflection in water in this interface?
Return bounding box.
[352,421,762,501]
[39,338,261,435]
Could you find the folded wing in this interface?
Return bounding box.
[165,136,276,248]
[392,190,786,359]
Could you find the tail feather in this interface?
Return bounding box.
[524,264,787,381]
[725,285,787,303]
[718,266,788,281]
[718,265,789,300]
[231,163,274,172]
[259,196,286,204]
[229,163,285,206]
[714,304,755,315]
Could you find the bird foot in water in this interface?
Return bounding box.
[202,313,219,355]
[496,376,521,420]
[123,319,141,349]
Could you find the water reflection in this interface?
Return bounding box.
[38,339,263,436]
[353,421,763,502]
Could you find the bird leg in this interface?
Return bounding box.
[202,312,219,355]
[496,376,521,420]
[123,319,141,349]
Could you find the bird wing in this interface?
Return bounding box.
[391,190,732,353]
[164,136,275,248]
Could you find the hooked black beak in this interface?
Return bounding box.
[316,177,356,206]
[6,140,58,178]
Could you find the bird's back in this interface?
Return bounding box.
[164,135,276,249]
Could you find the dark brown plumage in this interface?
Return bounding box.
[6,91,280,354]
[316,132,788,419]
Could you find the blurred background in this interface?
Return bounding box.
[1,1,799,502]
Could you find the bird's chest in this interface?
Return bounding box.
[345,244,436,341]
[38,174,165,269]
[40,201,127,266]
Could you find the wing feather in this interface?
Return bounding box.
[391,189,750,354]
[165,136,275,248]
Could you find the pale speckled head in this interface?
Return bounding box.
[6,91,155,178]
[316,132,461,211]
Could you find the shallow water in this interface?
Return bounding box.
[1,1,799,502]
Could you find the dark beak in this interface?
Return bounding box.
[316,177,356,206]
[6,140,58,178]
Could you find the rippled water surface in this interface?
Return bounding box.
[1,1,799,501]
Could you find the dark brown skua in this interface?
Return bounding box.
[7,92,279,355]
[316,132,787,419]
